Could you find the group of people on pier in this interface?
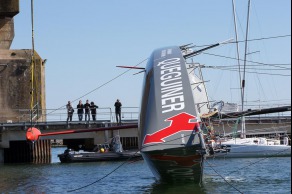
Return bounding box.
[66,99,122,124]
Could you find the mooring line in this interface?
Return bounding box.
[67,150,141,192]
[46,58,148,117]
[67,130,204,192]
[227,148,291,176]
[205,160,244,194]
[205,148,291,193]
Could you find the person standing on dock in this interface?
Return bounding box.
[84,100,91,121]
[90,102,99,121]
[114,99,122,125]
[66,101,74,122]
[77,100,84,121]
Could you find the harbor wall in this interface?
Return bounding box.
[0,0,46,123]
[0,0,18,49]
[0,123,139,163]
[0,49,46,123]
[0,120,290,163]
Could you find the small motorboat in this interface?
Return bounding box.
[58,136,142,163]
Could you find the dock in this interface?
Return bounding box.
[0,120,139,163]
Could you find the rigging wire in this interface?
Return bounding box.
[217,67,289,71]
[46,58,148,116]
[233,35,291,44]
[204,119,290,193]
[68,130,205,192]
[232,0,243,112]
[195,34,291,48]
[202,52,291,69]
[205,147,291,194]
[206,147,291,178]
[64,121,289,192]
[202,65,290,71]
[202,66,290,77]
[44,38,290,116]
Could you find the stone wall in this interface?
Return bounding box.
[0,18,14,49]
[0,49,46,122]
[0,0,46,123]
[0,0,19,18]
[0,0,19,49]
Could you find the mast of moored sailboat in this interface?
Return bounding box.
[232,0,243,140]
[241,0,251,139]
[232,0,251,139]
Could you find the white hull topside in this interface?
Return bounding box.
[212,138,291,158]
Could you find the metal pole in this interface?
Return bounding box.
[30,0,35,111]
[232,0,243,104]
[241,0,252,138]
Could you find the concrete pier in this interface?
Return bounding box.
[0,0,290,164]
[0,0,47,163]
[0,117,290,163]
[4,139,51,163]
[0,121,139,163]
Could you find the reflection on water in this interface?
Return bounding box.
[0,147,291,193]
[148,182,206,194]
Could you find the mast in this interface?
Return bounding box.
[232,0,243,102]
[241,0,251,138]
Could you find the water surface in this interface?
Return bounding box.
[0,147,290,193]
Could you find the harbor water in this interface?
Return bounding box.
[0,147,291,194]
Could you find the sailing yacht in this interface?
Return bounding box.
[188,64,291,158]
[199,0,291,158]
[211,135,291,158]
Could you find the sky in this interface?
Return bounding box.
[11,0,291,119]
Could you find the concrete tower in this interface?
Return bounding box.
[0,0,46,123]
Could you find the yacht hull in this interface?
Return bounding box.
[139,46,206,183]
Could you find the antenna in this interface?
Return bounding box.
[116,66,145,70]
[116,66,146,75]
[183,39,233,59]
[179,43,193,50]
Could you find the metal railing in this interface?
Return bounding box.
[0,107,139,123]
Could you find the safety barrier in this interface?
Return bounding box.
[0,107,139,124]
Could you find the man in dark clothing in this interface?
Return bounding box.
[84,100,91,121]
[77,100,84,121]
[90,101,99,121]
[114,99,122,125]
[66,101,74,122]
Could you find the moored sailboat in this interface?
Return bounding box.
[202,0,291,159]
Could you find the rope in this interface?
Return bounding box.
[226,148,291,176]
[68,130,205,192]
[205,160,244,194]
[46,58,148,117]
[195,34,291,48]
[67,150,141,192]
[205,147,291,194]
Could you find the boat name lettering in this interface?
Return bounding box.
[158,58,185,114]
